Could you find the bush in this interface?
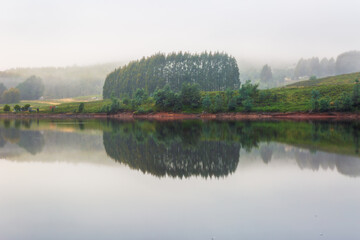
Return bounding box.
[153,85,182,111]
[213,94,224,113]
[340,92,352,111]
[201,94,212,112]
[311,90,320,111]
[319,98,330,112]
[243,98,253,112]
[22,104,31,111]
[110,98,120,113]
[3,104,10,112]
[78,103,85,113]
[123,97,130,105]
[180,83,201,108]
[134,88,147,106]
[352,79,360,107]
[228,97,237,111]
[14,105,21,112]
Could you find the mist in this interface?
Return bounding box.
[1,0,360,69]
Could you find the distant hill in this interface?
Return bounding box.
[285,72,360,88]
[0,62,124,99]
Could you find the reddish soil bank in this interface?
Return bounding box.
[0,112,360,121]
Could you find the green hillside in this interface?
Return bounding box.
[286,72,360,87]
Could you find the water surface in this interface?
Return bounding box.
[0,119,359,240]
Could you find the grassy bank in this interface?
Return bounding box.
[0,73,359,114]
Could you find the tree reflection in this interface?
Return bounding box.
[0,120,45,155]
[103,121,240,178]
[103,120,360,178]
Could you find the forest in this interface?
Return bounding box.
[103,52,240,98]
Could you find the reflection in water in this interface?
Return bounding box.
[103,122,240,178]
[0,119,360,178]
[102,120,360,178]
[0,120,45,155]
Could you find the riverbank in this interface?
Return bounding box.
[0,112,360,121]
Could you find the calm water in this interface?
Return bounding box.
[0,119,359,240]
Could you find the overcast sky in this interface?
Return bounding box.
[0,0,359,69]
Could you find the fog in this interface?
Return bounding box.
[0,0,359,69]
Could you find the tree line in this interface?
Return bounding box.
[294,51,360,79]
[0,76,45,104]
[103,52,240,99]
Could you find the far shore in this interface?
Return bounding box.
[0,112,360,121]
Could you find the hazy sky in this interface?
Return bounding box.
[1,0,359,69]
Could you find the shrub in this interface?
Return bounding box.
[180,83,201,108]
[213,94,224,113]
[22,104,31,111]
[78,103,85,113]
[201,94,212,112]
[3,104,10,112]
[134,88,147,106]
[123,97,130,105]
[319,98,330,112]
[228,97,237,111]
[243,98,253,112]
[14,105,21,112]
[311,90,320,111]
[352,79,360,107]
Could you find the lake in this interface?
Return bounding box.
[0,119,359,240]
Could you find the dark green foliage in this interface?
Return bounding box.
[352,79,360,107]
[78,103,85,113]
[213,94,224,113]
[319,98,330,112]
[238,80,259,102]
[201,94,212,112]
[333,92,353,111]
[110,98,120,113]
[153,85,181,112]
[133,88,147,106]
[309,76,317,80]
[122,97,130,105]
[2,88,20,104]
[243,98,253,112]
[22,104,31,111]
[225,88,233,104]
[16,76,44,100]
[103,52,240,98]
[259,90,272,103]
[228,97,237,111]
[311,90,320,111]
[14,105,21,112]
[3,104,10,112]
[339,92,353,111]
[180,83,201,108]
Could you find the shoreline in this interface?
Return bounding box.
[0,112,359,121]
